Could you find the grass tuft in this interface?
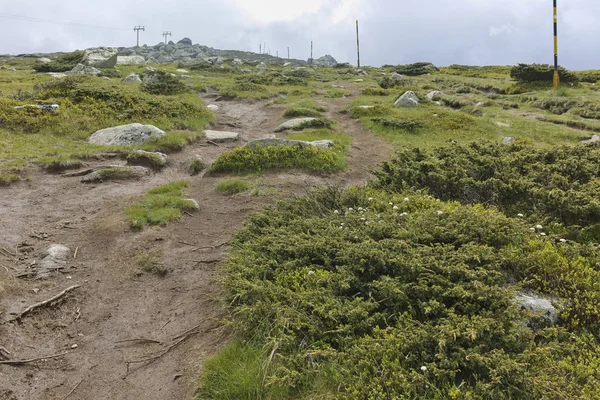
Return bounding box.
[215,178,252,195]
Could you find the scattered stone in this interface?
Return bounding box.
[426,90,443,100]
[177,37,193,46]
[123,73,142,83]
[502,137,515,145]
[582,134,600,143]
[37,244,71,278]
[47,72,67,79]
[81,166,151,183]
[178,75,191,79]
[82,47,118,68]
[127,150,168,169]
[205,130,240,143]
[475,101,485,107]
[206,105,219,111]
[257,62,267,74]
[283,62,291,67]
[116,55,146,65]
[88,123,166,146]
[37,57,52,63]
[356,69,369,76]
[69,63,101,76]
[354,79,364,82]
[391,72,403,81]
[0,65,6,69]
[176,69,189,73]
[516,292,560,328]
[7,67,16,72]
[496,122,511,128]
[146,66,156,72]
[14,104,59,112]
[313,55,338,67]
[274,118,317,132]
[246,138,334,149]
[394,91,420,108]
[359,106,374,109]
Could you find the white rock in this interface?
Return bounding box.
[502,137,515,145]
[207,105,219,111]
[176,69,189,73]
[582,134,599,143]
[496,122,511,128]
[116,55,146,65]
[394,91,420,108]
[37,57,52,63]
[68,63,101,76]
[123,73,142,83]
[47,72,67,79]
[15,104,59,112]
[38,244,71,278]
[89,123,166,146]
[82,47,118,68]
[391,72,403,81]
[426,90,443,100]
[205,130,240,143]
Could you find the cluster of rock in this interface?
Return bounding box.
[16,38,338,68]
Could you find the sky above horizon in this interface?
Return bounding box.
[1,0,599,69]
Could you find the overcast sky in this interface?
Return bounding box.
[1,0,599,69]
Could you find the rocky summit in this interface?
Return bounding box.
[18,38,337,67]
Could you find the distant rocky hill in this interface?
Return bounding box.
[9,37,339,67]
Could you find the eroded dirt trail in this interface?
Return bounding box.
[0,86,392,399]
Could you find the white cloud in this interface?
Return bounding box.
[232,0,325,23]
[489,24,517,37]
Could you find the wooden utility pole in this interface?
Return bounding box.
[287,47,290,59]
[356,20,361,68]
[134,26,145,47]
[553,0,560,88]
[162,31,171,44]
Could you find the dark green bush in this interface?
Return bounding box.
[374,141,600,241]
[361,87,388,96]
[371,117,424,131]
[575,70,600,83]
[32,51,84,73]
[210,144,346,174]
[393,62,438,76]
[141,71,188,95]
[510,63,578,83]
[200,186,600,399]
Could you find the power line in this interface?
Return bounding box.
[0,12,129,31]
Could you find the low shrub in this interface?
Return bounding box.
[200,186,600,399]
[283,107,322,118]
[393,62,438,76]
[374,141,600,241]
[141,71,188,95]
[210,144,346,174]
[125,181,197,230]
[361,87,388,96]
[293,118,334,131]
[215,178,252,195]
[510,63,578,84]
[371,117,425,131]
[32,51,84,73]
[137,250,167,276]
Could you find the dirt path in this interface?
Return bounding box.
[0,86,393,400]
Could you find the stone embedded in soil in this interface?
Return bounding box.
[80,166,151,183]
[127,150,167,168]
[274,118,317,132]
[88,123,166,146]
[206,105,219,111]
[496,122,511,128]
[204,130,240,143]
[426,90,443,100]
[185,199,200,209]
[502,137,515,145]
[582,134,599,143]
[246,138,334,149]
[123,73,142,83]
[394,91,420,108]
[516,292,560,328]
[37,244,71,278]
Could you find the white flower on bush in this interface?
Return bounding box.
[530,227,536,232]
[348,208,354,212]
[540,233,547,236]
[334,210,339,214]
[368,197,373,202]
[517,213,524,218]
[360,218,366,221]
[393,205,399,210]
[536,225,543,230]
[308,270,315,275]
[404,197,410,202]
[420,366,427,372]
[389,202,394,206]
[437,210,444,215]
[400,212,408,217]
[559,238,567,243]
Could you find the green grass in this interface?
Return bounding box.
[125,181,197,230]
[283,107,322,118]
[136,250,167,276]
[215,178,253,195]
[0,173,20,186]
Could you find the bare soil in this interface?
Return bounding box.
[0,85,393,400]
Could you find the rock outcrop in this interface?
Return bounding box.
[69,64,101,76]
[274,118,317,132]
[394,91,420,108]
[82,47,118,68]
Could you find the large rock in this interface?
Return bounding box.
[205,130,240,143]
[69,64,101,76]
[88,123,166,146]
[391,72,403,81]
[313,55,338,67]
[37,57,52,63]
[246,138,334,149]
[274,118,317,132]
[177,37,193,46]
[394,91,420,108]
[123,73,142,83]
[116,55,146,65]
[82,47,118,68]
[15,104,59,112]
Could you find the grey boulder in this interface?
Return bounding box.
[177,37,193,46]
[426,90,443,100]
[117,55,146,65]
[516,293,560,328]
[582,134,599,143]
[82,47,118,68]
[275,118,316,132]
[69,64,101,76]
[37,244,71,278]
[205,130,240,143]
[391,72,403,81]
[394,91,420,107]
[123,73,142,83]
[88,123,166,146]
[246,138,334,149]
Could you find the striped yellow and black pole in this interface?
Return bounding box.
[356,20,361,69]
[553,0,560,88]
